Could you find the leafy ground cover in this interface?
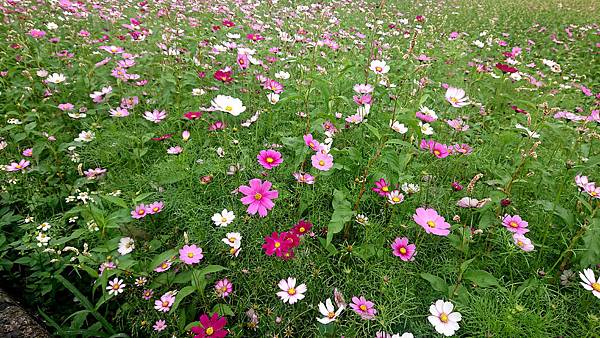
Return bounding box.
[1,0,599,337]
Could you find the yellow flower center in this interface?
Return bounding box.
[440,312,449,323]
[359,304,367,311]
[225,106,233,111]
[229,237,235,243]
[592,283,600,292]
[299,227,305,233]
[220,286,228,292]
[266,157,274,163]
[229,247,236,254]
[274,242,281,248]
[517,240,524,247]
[392,197,400,202]
[162,301,169,307]
[328,311,336,319]
[427,221,436,228]
[382,186,389,192]
[15,164,22,169]
[509,221,518,228]
[591,191,598,196]
[254,193,262,200]
[450,97,458,103]
[205,327,214,335]
[319,160,325,166]
[153,207,159,212]
[375,66,382,72]
[161,263,168,269]
[112,283,120,290]
[399,247,407,254]
[187,252,194,258]
[434,150,441,156]
[287,287,296,295]
[137,209,145,215]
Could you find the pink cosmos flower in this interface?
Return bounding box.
[84,167,107,179]
[154,293,175,312]
[502,214,529,234]
[89,86,112,103]
[5,159,30,172]
[239,179,279,217]
[311,152,334,171]
[167,146,183,154]
[191,313,228,338]
[237,53,249,69]
[154,260,172,272]
[179,244,204,264]
[372,178,391,196]
[147,201,164,214]
[303,134,321,151]
[142,289,154,300]
[208,121,226,131]
[215,279,233,298]
[257,149,283,169]
[388,190,405,204]
[276,277,307,304]
[109,107,129,117]
[353,83,374,94]
[583,183,600,199]
[99,45,124,54]
[144,109,167,123]
[350,296,376,320]
[391,237,416,261]
[153,319,167,332]
[413,208,451,236]
[263,79,284,93]
[29,29,46,38]
[445,87,469,107]
[447,118,469,131]
[293,172,315,184]
[131,203,149,219]
[58,103,74,111]
[513,233,534,252]
[22,148,33,157]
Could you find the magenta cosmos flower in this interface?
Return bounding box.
[391,237,416,261]
[179,244,204,264]
[5,159,30,172]
[350,296,376,320]
[413,208,451,236]
[372,178,391,196]
[239,179,279,217]
[311,152,334,171]
[191,313,228,338]
[257,149,283,169]
[303,134,321,151]
[502,214,529,234]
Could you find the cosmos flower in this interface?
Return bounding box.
[211,95,246,116]
[311,152,334,171]
[5,159,30,172]
[131,203,150,219]
[445,87,469,107]
[212,209,235,227]
[293,172,315,184]
[317,298,344,324]
[372,178,391,196]
[106,278,125,296]
[276,277,307,304]
[391,237,416,261]
[239,179,279,217]
[502,214,529,234]
[350,296,376,320]
[428,300,462,336]
[413,208,451,236]
[179,244,204,264]
[387,190,405,205]
[513,233,534,252]
[118,237,135,255]
[257,149,283,169]
[579,269,600,299]
[215,279,233,298]
[191,313,228,338]
[153,320,167,332]
[154,293,175,312]
[369,60,390,74]
[143,109,167,123]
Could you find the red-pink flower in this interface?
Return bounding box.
[413,208,451,236]
[257,150,283,169]
[391,237,416,261]
[372,178,391,196]
[191,313,228,338]
[262,232,288,256]
[239,179,279,217]
[303,134,321,151]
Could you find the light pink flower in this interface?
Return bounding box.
[6,159,30,172]
[445,87,469,107]
[311,152,334,171]
[215,279,233,298]
[413,208,451,236]
[131,203,150,219]
[502,214,529,234]
[350,296,376,320]
[179,244,204,264]
[276,277,306,304]
[143,109,167,123]
[153,319,167,332]
[513,233,534,252]
[154,293,175,312]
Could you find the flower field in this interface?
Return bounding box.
[1,0,599,337]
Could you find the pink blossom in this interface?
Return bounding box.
[502,214,529,234]
[350,296,376,320]
[179,244,204,265]
[391,237,416,261]
[154,293,175,312]
[413,208,451,236]
[311,152,334,171]
[257,149,283,169]
[6,159,30,172]
[239,179,279,217]
[513,233,534,252]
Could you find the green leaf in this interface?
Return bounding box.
[364,122,381,140]
[463,270,500,287]
[326,190,354,245]
[579,218,600,268]
[420,273,449,294]
[199,264,227,276]
[534,200,574,226]
[212,304,234,316]
[171,285,195,312]
[100,195,128,209]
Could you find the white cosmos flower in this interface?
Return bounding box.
[106,278,125,296]
[317,298,344,324]
[267,93,280,104]
[428,300,462,336]
[419,121,434,135]
[211,95,246,116]
[276,277,306,304]
[75,130,95,142]
[389,120,408,134]
[579,268,600,299]
[515,124,540,138]
[212,209,235,227]
[369,60,390,74]
[275,71,290,80]
[118,237,135,255]
[46,73,66,84]
[222,232,242,247]
[445,87,469,107]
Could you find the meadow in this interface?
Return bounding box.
[0,0,599,337]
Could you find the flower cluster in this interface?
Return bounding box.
[262,220,313,259]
